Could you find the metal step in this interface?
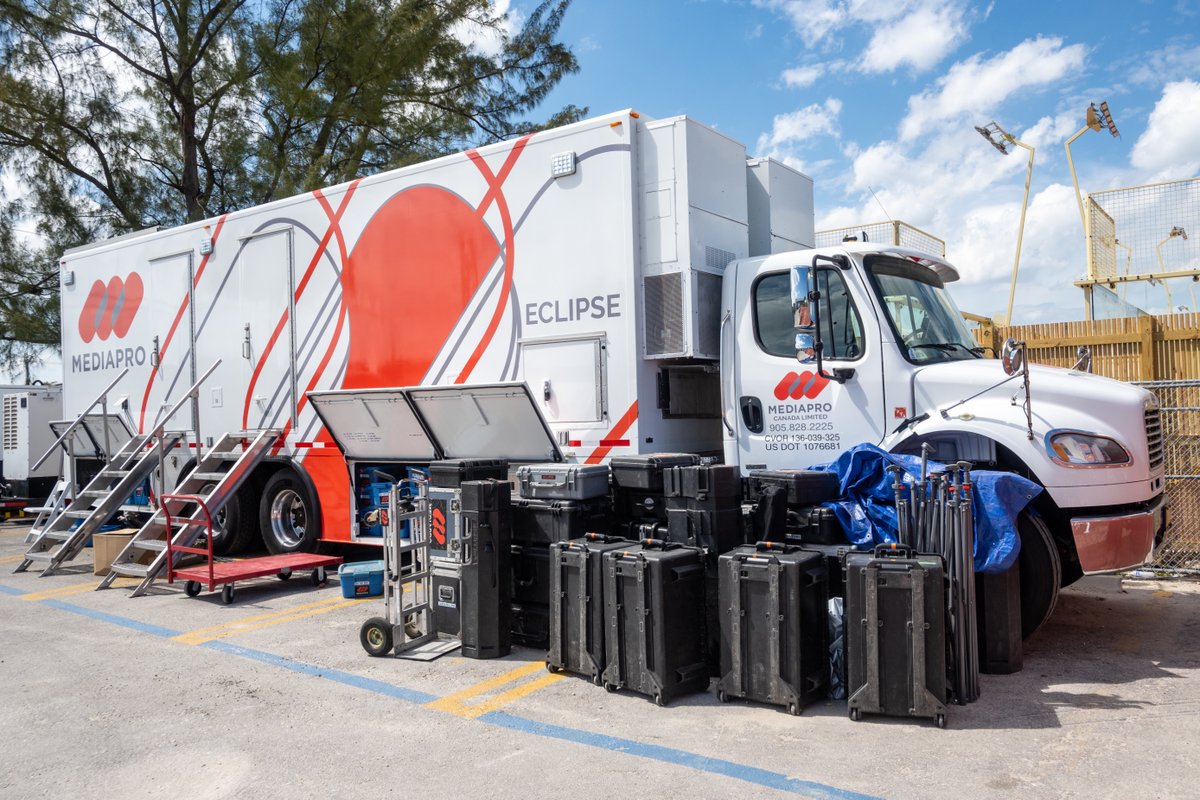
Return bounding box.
[109,563,150,577]
[130,540,167,552]
[80,489,109,498]
[23,551,54,562]
[188,472,230,482]
[43,531,72,542]
[100,470,130,478]
[64,510,94,519]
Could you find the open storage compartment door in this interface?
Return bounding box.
[307,389,440,462]
[407,383,562,463]
[308,383,562,464]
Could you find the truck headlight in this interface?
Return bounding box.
[1045,430,1132,467]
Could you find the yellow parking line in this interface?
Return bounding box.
[173,595,360,645]
[425,661,549,716]
[20,578,137,601]
[458,672,565,719]
[182,598,370,645]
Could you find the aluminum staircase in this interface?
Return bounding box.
[15,430,185,575]
[23,478,71,546]
[97,428,281,597]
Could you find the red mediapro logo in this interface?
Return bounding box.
[79,273,144,343]
[431,506,446,545]
[774,371,830,401]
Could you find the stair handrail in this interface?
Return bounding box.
[146,360,222,499]
[32,368,130,471]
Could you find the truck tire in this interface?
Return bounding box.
[201,484,255,556]
[260,469,320,554]
[1018,510,1060,639]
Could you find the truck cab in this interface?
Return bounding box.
[724,243,1167,635]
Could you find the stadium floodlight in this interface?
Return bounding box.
[1156,226,1190,311]
[1064,101,1121,235]
[977,120,1035,324]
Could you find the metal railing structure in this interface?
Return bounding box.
[814,220,946,257]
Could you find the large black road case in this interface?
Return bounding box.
[601,539,708,705]
[845,545,947,727]
[716,543,829,714]
[547,534,635,683]
[510,497,611,545]
[458,480,512,659]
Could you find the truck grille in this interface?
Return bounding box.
[1144,405,1163,470]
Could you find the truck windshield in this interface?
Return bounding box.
[867,256,981,364]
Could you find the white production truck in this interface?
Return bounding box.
[57,109,1165,635]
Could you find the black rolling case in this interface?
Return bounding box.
[510,496,611,545]
[601,539,708,705]
[976,561,1023,674]
[458,480,512,659]
[510,601,550,649]
[716,543,829,714]
[430,458,509,488]
[800,542,856,598]
[747,469,840,506]
[844,545,948,727]
[547,534,635,683]
[511,542,551,606]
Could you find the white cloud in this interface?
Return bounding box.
[781,65,823,88]
[1130,80,1200,181]
[860,3,969,74]
[899,36,1087,140]
[758,97,844,151]
[455,0,519,57]
[1125,43,1200,87]
[757,0,970,74]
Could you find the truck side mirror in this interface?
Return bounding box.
[1001,337,1024,376]
[790,266,816,363]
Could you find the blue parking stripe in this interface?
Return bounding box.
[481,711,879,800]
[40,599,182,638]
[202,640,438,704]
[0,583,25,596]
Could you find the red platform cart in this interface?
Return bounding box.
[164,493,342,604]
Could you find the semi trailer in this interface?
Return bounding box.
[57,109,1165,635]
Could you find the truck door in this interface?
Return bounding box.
[729,258,887,472]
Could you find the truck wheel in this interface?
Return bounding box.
[1018,511,1061,639]
[260,469,320,554]
[201,484,254,556]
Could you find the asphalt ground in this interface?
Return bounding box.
[1,521,1198,799]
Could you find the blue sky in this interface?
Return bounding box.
[531,0,1200,323]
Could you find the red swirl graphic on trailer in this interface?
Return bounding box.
[78,273,144,343]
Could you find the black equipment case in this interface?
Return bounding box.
[601,539,708,705]
[547,534,635,683]
[610,453,699,522]
[510,601,550,649]
[457,480,512,659]
[716,543,829,714]
[844,545,948,727]
[511,542,551,607]
[663,464,743,559]
[783,506,845,546]
[510,497,610,546]
[430,458,509,488]
[976,560,1023,674]
[747,469,840,506]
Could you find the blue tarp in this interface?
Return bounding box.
[812,443,1041,573]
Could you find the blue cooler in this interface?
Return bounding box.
[339,560,385,598]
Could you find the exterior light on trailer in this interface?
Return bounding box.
[551,151,577,178]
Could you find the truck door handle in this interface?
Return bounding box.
[720,311,735,433]
[739,396,764,434]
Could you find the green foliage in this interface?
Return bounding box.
[0,0,583,366]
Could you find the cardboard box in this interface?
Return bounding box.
[93,529,150,576]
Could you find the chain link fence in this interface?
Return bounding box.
[1136,379,1200,571]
